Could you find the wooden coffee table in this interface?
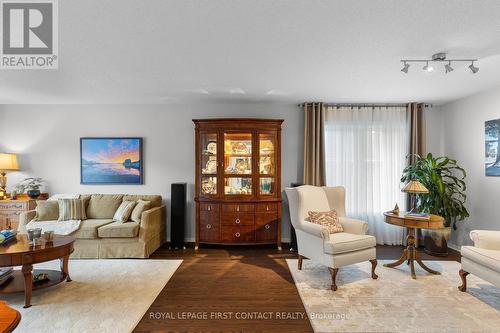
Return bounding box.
[383,211,444,279]
[0,301,20,333]
[0,234,75,308]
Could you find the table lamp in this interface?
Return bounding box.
[0,153,20,199]
[402,180,428,213]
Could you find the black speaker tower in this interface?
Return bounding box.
[170,183,187,249]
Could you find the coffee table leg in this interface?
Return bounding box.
[384,249,408,268]
[415,251,441,275]
[21,264,33,308]
[60,255,72,282]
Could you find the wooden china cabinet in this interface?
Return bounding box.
[193,118,283,249]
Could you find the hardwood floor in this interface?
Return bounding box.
[133,244,460,332]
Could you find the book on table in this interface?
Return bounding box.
[0,267,13,286]
[404,212,430,220]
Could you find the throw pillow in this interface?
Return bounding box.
[58,198,88,221]
[130,200,151,223]
[34,200,59,221]
[307,210,344,234]
[113,201,137,223]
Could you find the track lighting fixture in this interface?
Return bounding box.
[401,62,410,73]
[445,61,454,73]
[422,61,434,72]
[400,52,478,75]
[469,61,479,74]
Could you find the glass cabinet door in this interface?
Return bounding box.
[223,133,253,195]
[200,132,218,196]
[259,133,276,196]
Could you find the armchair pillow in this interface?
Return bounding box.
[34,200,59,221]
[58,198,88,221]
[130,200,151,223]
[113,201,136,223]
[308,210,344,234]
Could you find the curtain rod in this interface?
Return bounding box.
[297,103,432,108]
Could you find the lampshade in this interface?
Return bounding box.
[0,153,19,171]
[402,180,428,194]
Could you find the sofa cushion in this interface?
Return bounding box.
[98,221,140,238]
[462,246,500,273]
[130,200,151,223]
[71,219,114,239]
[113,201,136,223]
[34,200,59,221]
[323,232,376,255]
[123,195,162,208]
[86,194,124,219]
[58,198,88,221]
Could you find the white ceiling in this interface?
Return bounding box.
[1,0,500,105]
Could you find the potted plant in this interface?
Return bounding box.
[15,177,44,199]
[401,153,469,256]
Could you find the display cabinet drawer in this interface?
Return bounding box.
[222,204,254,213]
[255,203,278,212]
[199,208,220,242]
[200,203,219,212]
[199,223,220,242]
[0,202,27,210]
[255,212,278,225]
[221,226,255,242]
[256,221,277,241]
[221,213,254,226]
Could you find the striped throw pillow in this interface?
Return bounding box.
[58,198,87,221]
[113,201,137,223]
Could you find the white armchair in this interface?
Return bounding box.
[285,185,377,291]
[459,230,500,292]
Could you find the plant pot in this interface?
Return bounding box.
[422,227,451,257]
[27,189,41,199]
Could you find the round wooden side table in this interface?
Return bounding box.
[383,211,444,279]
[0,234,75,308]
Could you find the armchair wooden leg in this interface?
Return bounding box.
[328,267,339,291]
[298,255,304,270]
[458,269,469,292]
[369,259,378,279]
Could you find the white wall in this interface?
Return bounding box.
[439,86,500,247]
[425,105,444,157]
[0,104,303,242]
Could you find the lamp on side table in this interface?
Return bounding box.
[0,154,19,200]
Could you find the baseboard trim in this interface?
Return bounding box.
[448,243,460,252]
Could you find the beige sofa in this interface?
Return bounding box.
[18,194,166,259]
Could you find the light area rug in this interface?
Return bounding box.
[2,259,182,333]
[287,259,500,333]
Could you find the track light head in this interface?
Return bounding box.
[445,61,454,73]
[422,61,434,72]
[469,61,479,74]
[401,62,410,73]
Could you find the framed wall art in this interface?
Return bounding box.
[485,119,500,176]
[80,137,143,184]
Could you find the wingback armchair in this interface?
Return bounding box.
[285,185,377,291]
[459,230,500,292]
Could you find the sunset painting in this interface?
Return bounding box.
[80,138,143,184]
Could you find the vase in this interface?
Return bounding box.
[422,226,451,257]
[27,189,41,199]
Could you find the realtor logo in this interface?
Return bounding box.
[1,0,58,69]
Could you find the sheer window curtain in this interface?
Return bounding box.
[324,106,408,245]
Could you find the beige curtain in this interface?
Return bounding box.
[303,102,326,186]
[407,102,426,246]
